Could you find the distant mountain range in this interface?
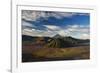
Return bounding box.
[53,34,62,38]
[22,34,90,48]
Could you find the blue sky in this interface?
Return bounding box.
[22,10,90,39]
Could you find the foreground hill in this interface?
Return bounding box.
[22,45,90,62]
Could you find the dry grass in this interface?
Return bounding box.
[32,46,90,60]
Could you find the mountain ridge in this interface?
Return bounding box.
[22,35,90,48]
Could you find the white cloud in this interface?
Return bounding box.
[57,30,69,36]
[43,25,61,31]
[48,12,76,19]
[67,24,90,33]
[22,10,77,21]
[81,34,90,39]
[23,29,33,32]
[70,25,79,28]
[65,24,90,39]
[22,29,33,36]
[22,10,45,21]
[22,20,33,27]
[22,28,56,37]
[22,10,89,21]
[22,23,90,39]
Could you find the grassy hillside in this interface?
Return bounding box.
[22,35,90,62]
[22,46,90,62]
